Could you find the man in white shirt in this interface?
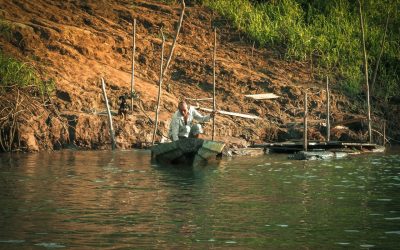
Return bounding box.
[168,101,215,141]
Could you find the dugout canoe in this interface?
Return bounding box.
[151,138,225,166]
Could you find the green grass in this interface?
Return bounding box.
[0,51,55,96]
[0,19,12,40]
[199,0,399,100]
[1,19,55,96]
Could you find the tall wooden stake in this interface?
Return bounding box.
[303,92,308,151]
[101,78,116,150]
[130,19,136,111]
[358,0,372,143]
[212,28,217,141]
[162,0,185,79]
[152,29,165,145]
[326,76,331,142]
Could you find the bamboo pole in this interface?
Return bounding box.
[130,19,136,111]
[101,78,116,150]
[303,92,308,151]
[162,0,185,79]
[358,0,372,143]
[185,97,213,101]
[152,29,165,145]
[326,76,330,142]
[371,10,390,91]
[212,28,217,141]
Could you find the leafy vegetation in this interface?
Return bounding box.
[196,0,399,100]
[0,19,12,40]
[0,51,55,96]
[1,19,55,96]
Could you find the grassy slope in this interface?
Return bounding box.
[202,0,400,100]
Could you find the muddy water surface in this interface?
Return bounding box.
[0,147,399,249]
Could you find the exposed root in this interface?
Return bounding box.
[0,88,69,152]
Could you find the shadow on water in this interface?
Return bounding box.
[150,158,222,191]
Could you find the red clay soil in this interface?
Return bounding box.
[0,0,392,152]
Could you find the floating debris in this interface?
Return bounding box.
[289,151,348,160]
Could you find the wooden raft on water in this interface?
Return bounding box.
[252,141,385,154]
[151,138,225,166]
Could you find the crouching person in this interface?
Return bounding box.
[168,101,215,141]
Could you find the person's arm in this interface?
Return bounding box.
[170,116,180,141]
[192,107,211,123]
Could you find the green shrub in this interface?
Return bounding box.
[199,0,399,100]
[0,19,12,40]
[0,51,55,96]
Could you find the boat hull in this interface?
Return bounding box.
[151,138,225,166]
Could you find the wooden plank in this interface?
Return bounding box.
[245,93,280,100]
[252,141,382,150]
[185,97,213,101]
[199,108,260,120]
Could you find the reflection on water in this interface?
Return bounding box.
[0,148,399,249]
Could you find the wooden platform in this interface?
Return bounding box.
[252,141,385,153]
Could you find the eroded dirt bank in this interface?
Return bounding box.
[0,0,397,152]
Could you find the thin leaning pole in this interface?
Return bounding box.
[130,19,136,111]
[358,0,372,143]
[326,76,331,142]
[212,28,217,141]
[101,78,116,150]
[162,0,185,79]
[152,29,165,145]
[303,92,308,151]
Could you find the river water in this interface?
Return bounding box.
[0,148,399,249]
